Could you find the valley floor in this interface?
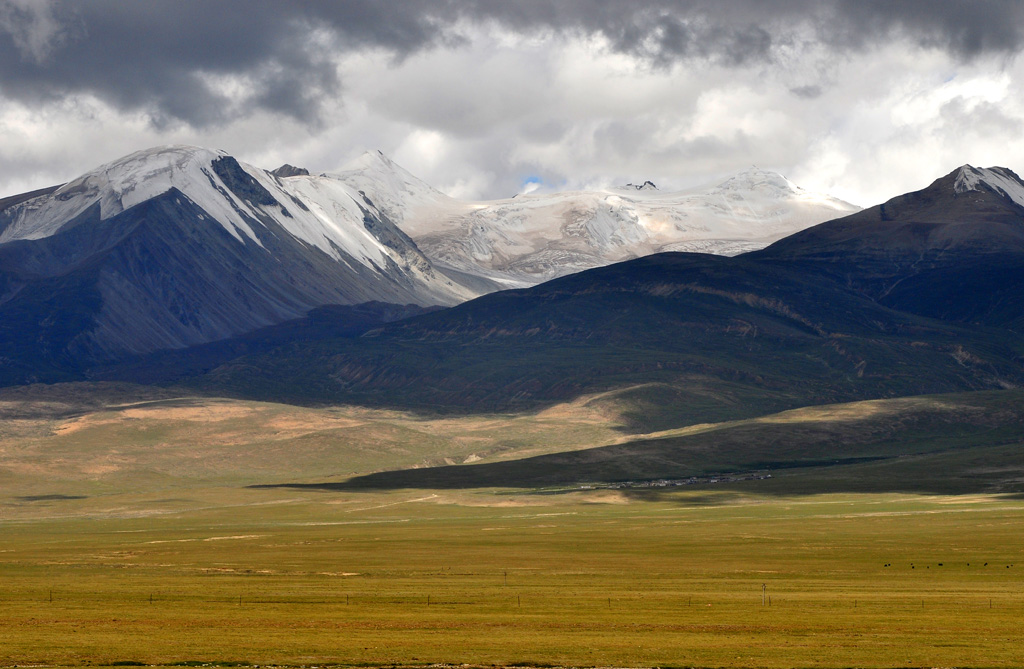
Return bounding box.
[1,386,1022,668]
[2,489,1023,668]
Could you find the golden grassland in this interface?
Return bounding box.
[4,488,1024,668]
[0,388,629,503]
[1,387,1023,668]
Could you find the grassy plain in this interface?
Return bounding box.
[3,491,1024,668]
[0,383,628,505]
[2,385,1023,668]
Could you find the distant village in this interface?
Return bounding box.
[580,472,773,490]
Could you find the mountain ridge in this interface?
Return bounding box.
[4,151,1022,413]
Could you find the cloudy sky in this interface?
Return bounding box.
[2,0,1024,206]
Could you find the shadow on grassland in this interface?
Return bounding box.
[253,443,1024,498]
[253,391,1024,498]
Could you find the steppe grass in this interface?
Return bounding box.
[2,387,1024,667]
[0,389,627,502]
[2,489,1023,668]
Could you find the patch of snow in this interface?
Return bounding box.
[355,162,860,285]
[242,165,391,268]
[954,165,1024,209]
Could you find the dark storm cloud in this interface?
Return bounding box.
[824,0,1024,60]
[2,0,1023,128]
[0,0,465,126]
[454,0,779,67]
[453,0,1024,64]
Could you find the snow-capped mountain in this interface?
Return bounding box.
[0,144,861,383]
[331,150,452,230]
[0,145,481,372]
[756,164,1024,330]
[1,145,464,283]
[763,163,1024,262]
[336,157,860,285]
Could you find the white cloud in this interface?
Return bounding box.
[789,47,1024,206]
[2,16,1024,213]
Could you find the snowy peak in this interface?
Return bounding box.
[707,166,858,214]
[0,145,265,245]
[0,144,488,366]
[343,149,395,172]
[4,145,379,270]
[331,151,452,233]
[712,166,799,195]
[952,165,1024,209]
[337,150,435,193]
[0,144,480,302]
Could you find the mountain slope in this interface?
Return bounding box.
[199,251,1024,424]
[755,164,1024,329]
[0,146,480,384]
[760,165,1024,262]
[338,156,860,285]
[89,301,441,386]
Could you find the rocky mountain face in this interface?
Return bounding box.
[0,145,482,384]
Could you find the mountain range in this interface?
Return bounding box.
[196,162,1024,429]
[0,145,856,384]
[1,142,1024,490]
[2,147,1023,437]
